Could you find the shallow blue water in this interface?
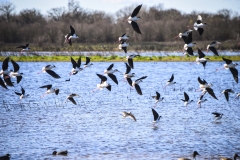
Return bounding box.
[0,60,240,159]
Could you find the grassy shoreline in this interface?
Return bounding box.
[1,55,240,62]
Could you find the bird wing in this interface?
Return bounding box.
[0,77,8,89]
[197,28,204,35]
[186,47,194,56]
[3,74,14,86]
[71,57,77,68]
[181,36,188,44]
[26,44,29,47]
[85,57,90,65]
[125,63,131,74]
[21,87,25,95]
[11,60,20,72]
[108,73,118,85]
[68,97,77,105]
[201,61,207,69]
[126,78,133,87]
[121,33,126,37]
[222,57,232,64]
[206,88,218,100]
[198,77,206,85]
[131,21,142,34]
[169,74,174,82]
[186,32,192,44]
[224,92,229,102]
[122,47,127,53]
[229,68,238,83]
[184,92,189,101]
[77,57,81,68]
[152,108,159,121]
[156,91,160,100]
[55,89,59,95]
[15,92,22,96]
[96,74,107,83]
[209,47,219,56]
[16,45,26,49]
[2,57,9,71]
[134,84,142,95]
[131,4,142,17]
[45,70,61,79]
[128,58,134,69]
[70,25,75,34]
[39,84,52,90]
[106,85,111,91]
[129,113,137,121]
[136,76,147,81]
[107,63,114,71]
[197,48,205,58]
[212,112,220,117]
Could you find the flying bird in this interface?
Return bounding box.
[212,112,223,121]
[118,33,129,43]
[221,89,234,102]
[164,74,176,89]
[126,54,140,69]
[193,15,209,35]
[118,41,129,53]
[84,57,93,68]
[16,44,30,52]
[121,111,136,121]
[207,41,221,56]
[152,91,164,107]
[173,29,193,44]
[197,77,212,92]
[40,65,61,79]
[181,92,193,107]
[39,84,59,97]
[126,76,147,95]
[96,74,111,91]
[222,57,238,83]
[183,32,196,56]
[65,93,79,105]
[151,108,161,127]
[9,59,23,83]
[104,63,119,85]
[178,151,200,160]
[126,4,142,34]
[15,87,29,101]
[70,57,83,75]
[123,62,135,79]
[196,48,210,69]
[52,150,68,156]
[197,94,207,108]
[64,25,78,46]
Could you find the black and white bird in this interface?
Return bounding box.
[65,93,79,105]
[104,63,119,85]
[221,89,234,102]
[181,92,193,107]
[197,94,207,108]
[70,57,83,75]
[222,57,238,83]
[118,33,129,43]
[126,54,140,69]
[178,151,200,160]
[0,76,8,89]
[197,77,212,91]
[96,74,111,91]
[84,57,93,68]
[126,4,142,34]
[196,48,210,69]
[64,25,78,46]
[0,57,11,76]
[164,74,176,88]
[220,153,240,160]
[15,87,29,101]
[193,15,209,35]
[39,84,59,97]
[16,44,30,52]
[9,59,23,83]
[212,112,223,121]
[52,150,68,156]
[41,65,61,78]
[121,111,136,121]
[123,62,135,79]
[183,32,196,56]
[118,41,129,53]
[151,108,161,127]
[127,76,147,95]
[152,91,164,107]
[174,29,193,44]
[207,41,221,56]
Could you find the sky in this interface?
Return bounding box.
[1,0,240,15]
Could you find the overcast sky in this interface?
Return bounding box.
[1,0,240,15]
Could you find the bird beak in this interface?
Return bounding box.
[173,35,179,39]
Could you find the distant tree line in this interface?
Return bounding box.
[0,1,239,48]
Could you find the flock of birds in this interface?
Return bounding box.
[0,4,240,160]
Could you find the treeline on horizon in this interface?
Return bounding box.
[0,0,239,51]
